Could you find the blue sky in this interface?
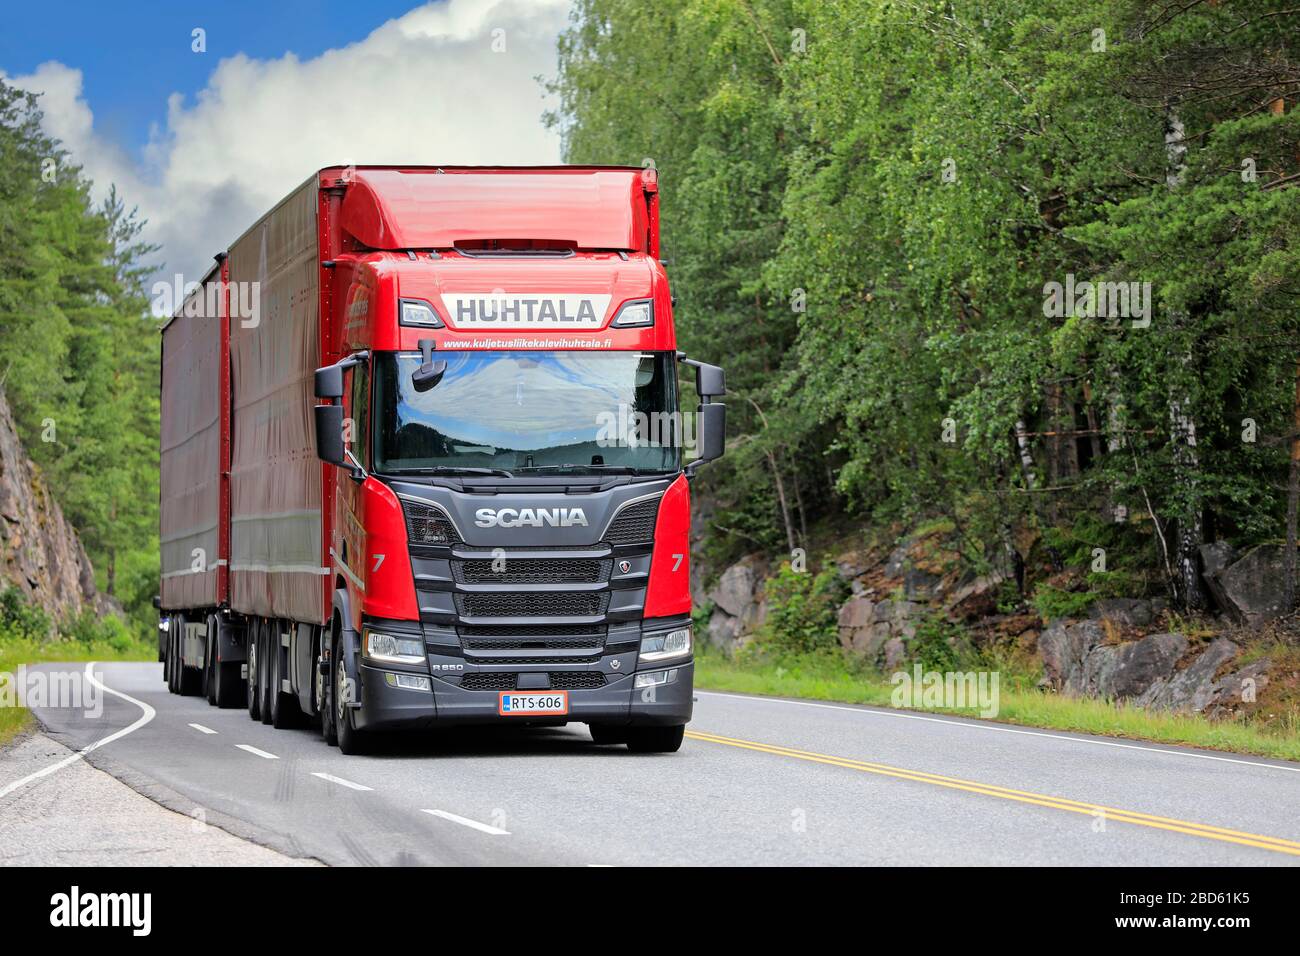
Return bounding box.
[0,1,422,158]
[0,0,571,283]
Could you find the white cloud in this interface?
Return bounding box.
[3,0,570,287]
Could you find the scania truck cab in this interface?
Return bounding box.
[310,166,726,753]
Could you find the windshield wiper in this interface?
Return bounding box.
[385,466,515,477]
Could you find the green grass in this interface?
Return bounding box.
[694,651,1300,764]
[0,636,156,747]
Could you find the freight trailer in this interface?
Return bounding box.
[158,166,726,754]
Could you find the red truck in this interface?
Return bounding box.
[158,165,726,754]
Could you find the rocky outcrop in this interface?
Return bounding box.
[1039,620,1186,699]
[1206,544,1294,626]
[1136,638,1239,712]
[0,388,104,622]
[1088,597,1164,629]
[1038,619,1269,714]
[837,596,919,664]
[705,554,766,650]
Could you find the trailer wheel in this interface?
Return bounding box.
[625,724,685,754]
[204,617,218,706]
[246,621,262,720]
[177,642,202,697]
[258,622,273,725]
[166,624,176,691]
[333,629,368,755]
[318,633,337,747]
[212,619,243,709]
[269,626,300,729]
[163,623,174,690]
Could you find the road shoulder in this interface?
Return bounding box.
[0,730,320,866]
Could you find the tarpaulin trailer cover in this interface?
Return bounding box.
[159,268,225,610]
[227,179,326,624]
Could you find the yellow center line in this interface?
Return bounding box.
[686,729,1300,857]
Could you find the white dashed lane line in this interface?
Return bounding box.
[422,809,510,835]
[235,744,279,760]
[188,723,217,735]
[311,772,373,791]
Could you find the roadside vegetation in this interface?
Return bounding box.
[694,557,1300,762]
[0,588,154,746]
[554,2,1300,755]
[695,649,1300,764]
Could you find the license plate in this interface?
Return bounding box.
[498,691,569,716]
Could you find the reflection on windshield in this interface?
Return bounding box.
[372,351,680,474]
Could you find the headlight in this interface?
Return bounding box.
[363,630,426,665]
[158,618,171,632]
[610,299,653,328]
[639,626,691,663]
[400,298,444,328]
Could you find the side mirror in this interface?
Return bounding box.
[314,404,346,466]
[315,364,344,399]
[152,595,162,610]
[413,359,448,392]
[696,402,726,463]
[694,362,726,401]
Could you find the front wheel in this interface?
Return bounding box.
[333,630,368,755]
[588,723,628,745]
[626,724,685,754]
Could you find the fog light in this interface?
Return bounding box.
[385,673,432,692]
[639,626,691,663]
[634,668,678,689]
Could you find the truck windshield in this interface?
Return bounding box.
[372,351,681,475]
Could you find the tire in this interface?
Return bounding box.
[269,626,299,729]
[333,629,368,755]
[319,634,337,747]
[626,724,685,754]
[165,624,178,691]
[204,618,218,706]
[258,623,273,725]
[588,723,628,745]
[246,620,262,721]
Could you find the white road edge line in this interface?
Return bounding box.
[421,808,509,835]
[312,772,373,791]
[0,661,156,800]
[188,723,218,735]
[235,744,279,760]
[695,690,1300,774]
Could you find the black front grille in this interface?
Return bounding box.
[459,623,606,638]
[462,638,604,651]
[456,591,608,618]
[460,673,517,691]
[459,672,608,691]
[551,672,607,690]
[604,498,659,546]
[458,557,609,585]
[402,500,461,547]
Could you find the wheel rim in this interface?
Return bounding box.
[336,647,347,722]
[248,641,257,702]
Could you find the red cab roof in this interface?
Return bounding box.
[331,166,658,254]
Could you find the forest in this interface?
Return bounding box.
[0,80,158,636]
[547,0,1300,613]
[1,1,1299,644]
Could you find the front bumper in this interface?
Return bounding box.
[354,660,694,732]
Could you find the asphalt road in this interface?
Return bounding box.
[7,661,1300,866]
